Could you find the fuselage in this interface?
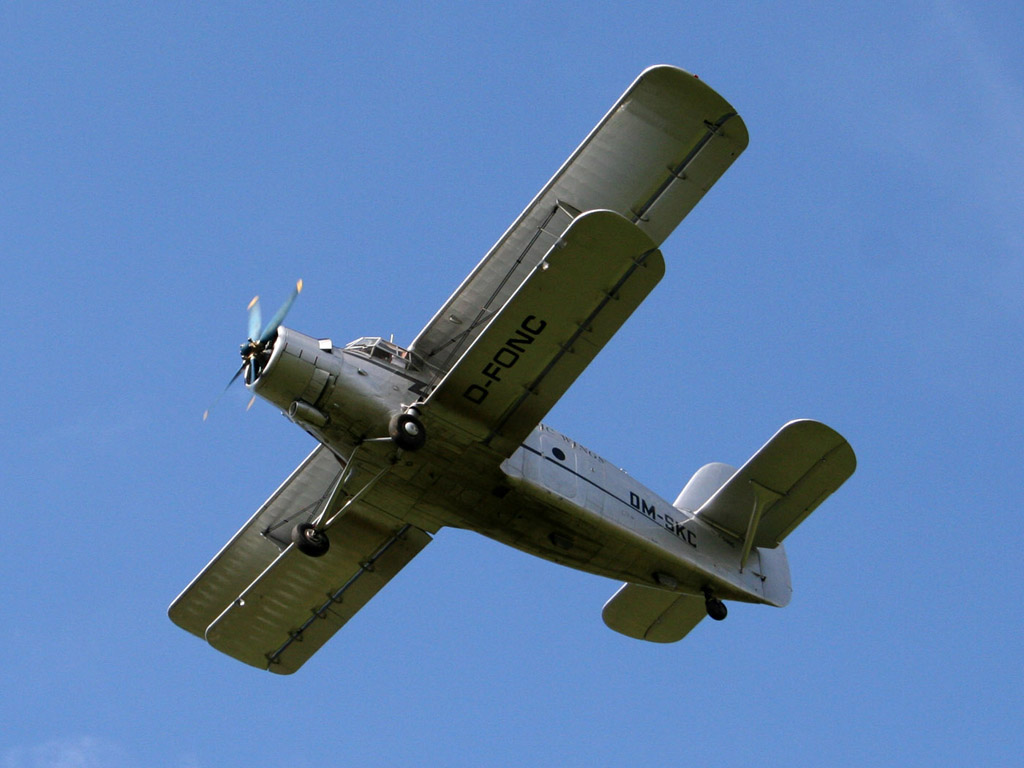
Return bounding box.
[250,326,789,607]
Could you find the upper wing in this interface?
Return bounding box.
[410,65,748,377]
[169,447,432,674]
[421,209,662,456]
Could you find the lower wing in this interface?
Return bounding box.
[169,446,432,673]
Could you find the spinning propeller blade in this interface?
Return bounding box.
[258,279,302,343]
[203,280,303,420]
[203,363,247,421]
[247,295,262,342]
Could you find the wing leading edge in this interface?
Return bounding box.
[410,65,748,378]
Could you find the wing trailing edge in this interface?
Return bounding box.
[169,447,432,673]
[205,519,431,674]
[168,445,343,639]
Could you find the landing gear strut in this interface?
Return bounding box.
[703,588,728,621]
[290,450,395,558]
[292,523,330,557]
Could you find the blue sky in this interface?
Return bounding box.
[3,2,1021,766]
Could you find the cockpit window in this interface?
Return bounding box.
[343,337,429,373]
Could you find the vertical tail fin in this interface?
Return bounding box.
[673,462,736,512]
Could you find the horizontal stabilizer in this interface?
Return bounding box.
[602,583,706,643]
[696,420,856,564]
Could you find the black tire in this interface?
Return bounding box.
[292,523,330,557]
[389,412,426,451]
[705,597,728,621]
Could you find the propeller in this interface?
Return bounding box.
[203,279,303,420]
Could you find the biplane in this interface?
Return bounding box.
[170,66,856,673]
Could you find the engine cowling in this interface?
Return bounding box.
[249,327,395,443]
[250,327,340,412]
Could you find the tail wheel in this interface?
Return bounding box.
[706,597,727,621]
[703,588,728,621]
[292,523,330,557]
[389,412,426,451]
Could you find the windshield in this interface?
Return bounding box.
[343,337,428,372]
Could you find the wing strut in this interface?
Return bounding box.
[425,203,566,367]
[422,209,664,456]
[315,465,390,531]
[738,481,784,570]
[310,442,395,532]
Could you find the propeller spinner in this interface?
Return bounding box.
[203,279,303,420]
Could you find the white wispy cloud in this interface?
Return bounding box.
[2,737,201,768]
[3,737,129,768]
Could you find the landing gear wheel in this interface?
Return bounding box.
[704,592,728,621]
[292,523,330,557]
[389,412,426,451]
